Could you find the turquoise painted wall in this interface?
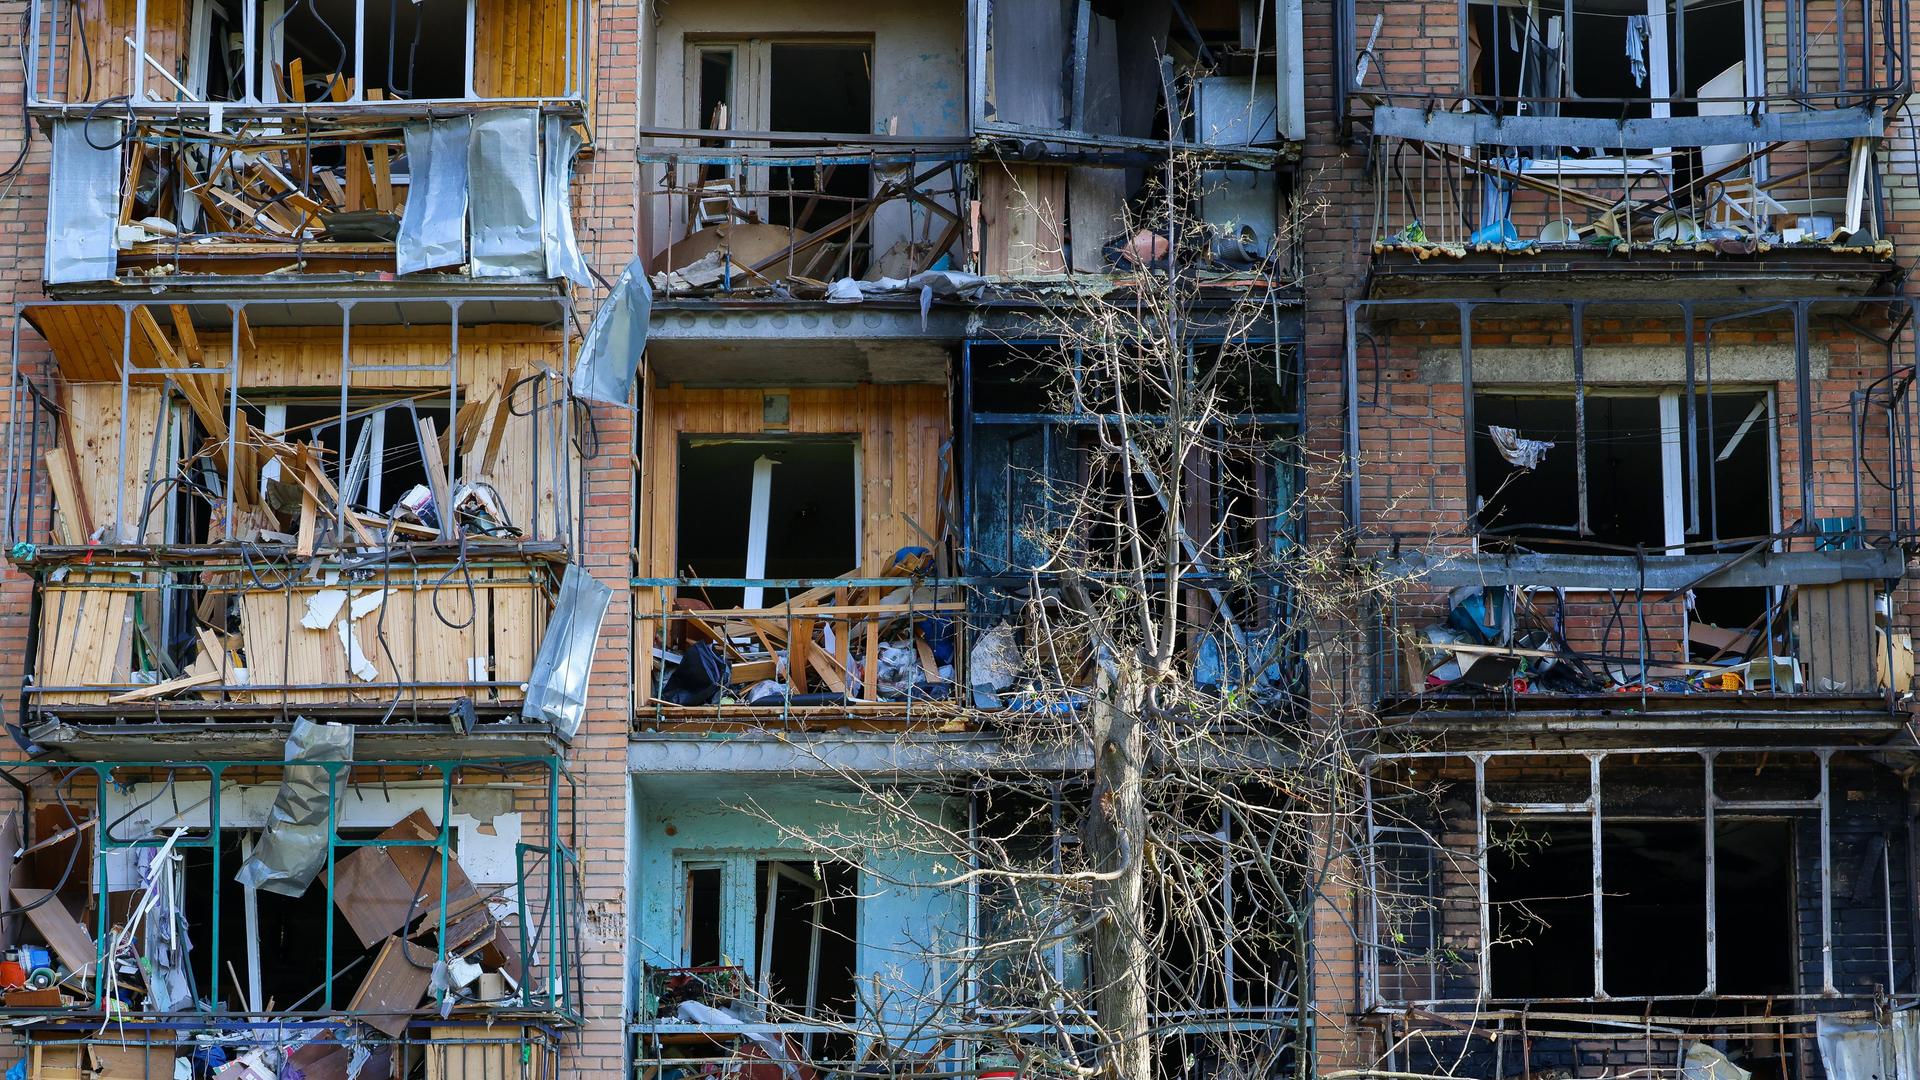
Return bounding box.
[631,776,968,1042]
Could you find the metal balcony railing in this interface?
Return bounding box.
[0,756,581,1027]
[632,575,1302,725]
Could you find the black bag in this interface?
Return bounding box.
[662,642,732,705]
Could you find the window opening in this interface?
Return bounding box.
[766,44,873,246]
[182,828,381,1011]
[675,439,859,608]
[274,0,470,103]
[683,864,724,968]
[1466,0,1751,160]
[754,860,858,1058]
[694,47,737,186]
[1473,390,1772,558]
[1487,819,1794,1005]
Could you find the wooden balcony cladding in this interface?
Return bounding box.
[472,0,576,100]
[22,312,573,547]
[633,379,952,703]
[64,0,189,102]
[33,564,548,706]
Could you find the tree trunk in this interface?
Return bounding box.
[1086,661,1150,1080]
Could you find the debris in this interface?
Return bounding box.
[522,566,616,737]
[1487,425,1555,470]
[234,719,354,897]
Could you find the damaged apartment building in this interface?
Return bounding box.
[1336,0,1920,1073]
[4,0,1920,1079]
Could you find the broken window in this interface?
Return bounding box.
[683,864,725,968]
[1473,390,1773,553]
[267,0,472,103]
[1466,0,1752,160]
[1488,818,1795,1002]
[675,439,859,608]
[681,38,875,263]
[754,860,858,1029]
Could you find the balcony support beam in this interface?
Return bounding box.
[1374,546,1906,590]
[1369,104,1888,151]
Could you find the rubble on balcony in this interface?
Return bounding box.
[48,110,588,285]
[1369,138,1897,262]
[645,553,965,714]
[11,305,600,726]
[0,750,576,1080]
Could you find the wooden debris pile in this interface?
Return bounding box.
[654,569,964,708]
[121,77,406,248]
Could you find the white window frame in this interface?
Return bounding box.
[1471,386,1779,563]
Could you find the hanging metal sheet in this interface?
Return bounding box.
[396,117,473,275]
[570,257,652,406]
[46,119,123,284]
[521,566,614,739]
[542,115,590,286]
[234,719,354,898]
[468,109,544,278]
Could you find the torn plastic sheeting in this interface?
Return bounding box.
[47,119,123,284]
[138,842,194,1013]
[1488,425,1555,470]
[1817,1012,1920,1080]
[396,116,472,275]
[570,257,652,406]
[234,719,354,898]
[542,115,591,286]
[520,565,614,739]
[468,109,544,278]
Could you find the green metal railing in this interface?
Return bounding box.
[0,756,582,1028]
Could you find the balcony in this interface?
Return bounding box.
[1344,295,1920,728]
[24,0,590,117]
[1359,746,1915,1078]
[627,773,1302,1080]
[7,299,604,745]
[1340,0,1910,280]
[45,111,589,288]
[0,754,579,1053]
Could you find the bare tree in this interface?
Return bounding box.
[644,126,1402,1080]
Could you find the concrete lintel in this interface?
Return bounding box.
[1370,104,1887,150]
[648,304,969,342]
[1377,546,1907,590]
[1420,344,1828,385]
[28,721,566,762]
[627,730,1298,775]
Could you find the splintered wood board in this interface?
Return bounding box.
[347,936,433,1037]
[10,887,94,978]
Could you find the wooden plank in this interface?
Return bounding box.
[417,417,451,534]
[42,448,88,545]
[332,846,423,949]
[10,887,95,978]
[789,619,812,693]
[1796,580,1876,693]
[369,90,395,212]
[169,306,203,363]
[346,936,432,1037]
[807,648,847,694]
[105,670,219,704]
[862,617,880,702]
[295,482,318,557]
